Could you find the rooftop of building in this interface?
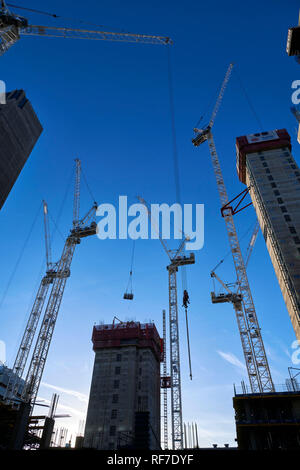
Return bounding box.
[234,381,300,398]
[92,321,163,361]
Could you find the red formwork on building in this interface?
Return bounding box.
[236,129,291,184]
[92,321,163,362]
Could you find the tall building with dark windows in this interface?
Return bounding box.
[0,89,42,210]
[236,129,300,340]
[84,321,162,450]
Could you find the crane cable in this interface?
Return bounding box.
[211,219,258,296]
[7,2,135,33]
[81,166,97,206]
[0,200,43,313]
[6,2,106,29]
[167,46,193,380]
[125,240,135,296]
[233,68,264,131]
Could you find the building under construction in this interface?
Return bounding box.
[233,380,300,450]
[236,129,300,340]
[0,89,42,210]
[84,321,162,450]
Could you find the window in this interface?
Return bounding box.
[115,366,121,375]
[271,183,277,188]
[112,394,118,404]
[111,409,117,419]
[262,162,268,167]
[291,164,296,169]
[289,227,297,234]
[109,426,116,436]
[260,156,265,161]
[265,169,271,174]
[293,237,300,244]
[116,354,122,362]
[114,380,119,389]
[277,198,283,204]
[274,190,280,196]
[268,176,274,181]
[280,206,287,213]
[284,215,291,222]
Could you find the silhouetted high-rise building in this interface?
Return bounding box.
[84,321,162,450]
[0,89,42,209]
[236,129,300,340]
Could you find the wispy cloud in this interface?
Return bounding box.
[41,382,88,403]
[217,350,246,371]
[56,402,86,418]
[36,396,85,418]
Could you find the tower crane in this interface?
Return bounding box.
[4,201,57,404]
[0,1,172,56]
[4,160,98,410]
[138,197,195,449]
[192,64,274,393]
[161,308,170,450]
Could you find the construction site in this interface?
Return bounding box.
[0,0,300,457]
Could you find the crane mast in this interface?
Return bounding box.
[167,253,195,449]
[21,236,77,404]
[138,196,195,449]
[162,309,168,450]
[4,275,53,403]
[5,159,97,409]
[73,159,81,227]
[43,200,52,269]
[192,65,274,393]
[21,161,97,406]
[4,201,56,404]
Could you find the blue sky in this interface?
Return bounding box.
[0,0,299,447]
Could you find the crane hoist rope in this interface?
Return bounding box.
[167,46,193,382]
[124,240,135,300]
[211,218,259,277]
[233,68,264,131]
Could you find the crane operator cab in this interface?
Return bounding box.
[0,13,28,29]
[192,125,211,147]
